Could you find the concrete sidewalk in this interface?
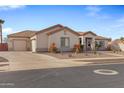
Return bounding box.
[62,56,124,61]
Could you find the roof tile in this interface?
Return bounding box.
[8,30,37,38]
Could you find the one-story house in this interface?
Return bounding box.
[7,24,111,52]
[8,24,79,52]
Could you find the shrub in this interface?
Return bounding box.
[48,43,58,53]
[73,44,81,53]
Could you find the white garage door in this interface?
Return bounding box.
[13,40,27,51]
[31,39,36,52]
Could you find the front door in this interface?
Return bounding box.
[86,38,92,51]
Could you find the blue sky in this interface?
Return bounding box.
[0,5,124,40]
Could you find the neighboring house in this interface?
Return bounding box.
[78,31,111,51]
[7,24,111,52]
[111,39,124,51]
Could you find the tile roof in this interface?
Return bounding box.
[8,24,79,38]
[8,24,63,38]
[8,30,37,38]
[95,36,111,40]
[78,31,111,40]
[47,26,80,36]
[7,24,111,40]
[78,31,97,36]
[36,24,64,34]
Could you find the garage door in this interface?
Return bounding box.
[13,40,27,51]
[31,39,36,52]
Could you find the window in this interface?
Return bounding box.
[99,41,105,47]
[95,41,99,45]
[61,37,70,47]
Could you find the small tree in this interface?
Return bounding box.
[120,37,124,41]
[73,44,81,54]
[0,19,4,24]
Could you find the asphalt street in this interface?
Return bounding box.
[0,62,124,88]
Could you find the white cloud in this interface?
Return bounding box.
[85,5,101,16]
[0,5,26,11]
[85,5,110,19]
[2,27,13,35]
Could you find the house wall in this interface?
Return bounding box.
[48,30,79,51]
[8,37,31,51]
[36,26,64,52]
[36,32,48,52]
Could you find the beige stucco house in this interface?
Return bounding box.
[8,24,111,52]
[8,24,79,52]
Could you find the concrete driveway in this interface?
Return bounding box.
[0,52,88,72]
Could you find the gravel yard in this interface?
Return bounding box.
[42,51,118,59]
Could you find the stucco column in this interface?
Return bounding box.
[83,38,86,51]
[92,38,96,51]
